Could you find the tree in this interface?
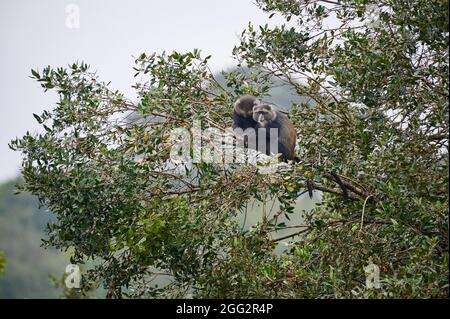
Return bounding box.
[10,0,448,298]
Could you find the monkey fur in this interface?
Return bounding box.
[232,95,349,199]
[232,94,260,131]
[252,103,297,162]
[233,95,297,162]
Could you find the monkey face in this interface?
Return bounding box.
[253,104,276,127]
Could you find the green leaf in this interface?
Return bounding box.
[31,69,40,79]
[33,113,43,124]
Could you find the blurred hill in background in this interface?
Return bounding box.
[0,179,70,298]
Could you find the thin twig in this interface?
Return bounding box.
[360,195,373,232]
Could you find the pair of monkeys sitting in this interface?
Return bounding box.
[232,95,349,199]
[232,94,297,162]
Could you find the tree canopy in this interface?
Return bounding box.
[10,0,448,298]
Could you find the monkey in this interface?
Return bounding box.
[232,95,349,199]
[232,94,260,131]
[232,95,297,162]
[252,103,297,162]
[252,103,349,199]
[232,94,260,152]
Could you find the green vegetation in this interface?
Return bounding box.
[10,0,449,298]
[0,179,70,298]
[0,250,5,275]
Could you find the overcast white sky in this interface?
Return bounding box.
[0,0,284,182]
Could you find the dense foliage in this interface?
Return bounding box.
[11,0,448,298]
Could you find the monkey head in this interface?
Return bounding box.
[233,94,260,118]
[252,104,277,127]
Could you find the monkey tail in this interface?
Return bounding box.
[289,155,314,198]
[306,179,314,199]
[291,156,313,198]
[329,171,349,199]
[290,159,348,200]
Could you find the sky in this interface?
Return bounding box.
[0,0,283,182]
